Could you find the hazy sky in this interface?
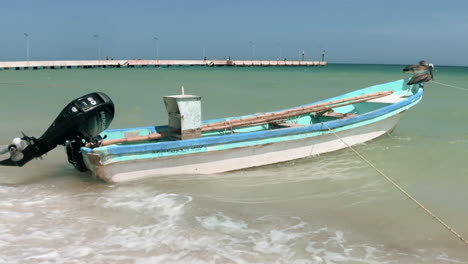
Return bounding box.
[2,0,467,66]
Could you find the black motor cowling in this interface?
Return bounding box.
[0,92,114,169]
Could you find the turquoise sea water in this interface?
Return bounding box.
[0,64,467,263]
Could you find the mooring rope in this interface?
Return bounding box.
[432,81,468,92]
[323,123,468,246]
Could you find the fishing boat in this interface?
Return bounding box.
[0,78,423,183]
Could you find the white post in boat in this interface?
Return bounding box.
[163,89,202,140]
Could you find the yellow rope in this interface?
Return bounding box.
[432,81,468,92]
[323,123,468,246]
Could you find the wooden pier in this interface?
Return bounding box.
[0,59,326,70]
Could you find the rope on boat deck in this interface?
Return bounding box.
[224,120,234,135]
[432,81,468,92]
[323,123,468,246]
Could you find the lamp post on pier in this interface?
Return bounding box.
[153,36,159,60]
[276,42,282,60]
[93,34,101,60]
[24,33,30,61]
[248,41,255,60]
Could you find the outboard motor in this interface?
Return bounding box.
[0,92,114,171]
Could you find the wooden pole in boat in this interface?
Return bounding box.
[200,94,389,131]
[202,91,392,131]
[88,90,393,147]
[90,132,169,147]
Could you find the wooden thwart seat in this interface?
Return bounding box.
[367,94,403,103]
[314,109,358,119]
[270,122,305,128]
[322,111,357,119]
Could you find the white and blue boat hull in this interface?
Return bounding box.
[81,80,423,182]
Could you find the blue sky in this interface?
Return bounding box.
[2,0,467,66]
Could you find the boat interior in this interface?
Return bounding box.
[96,80,418,147]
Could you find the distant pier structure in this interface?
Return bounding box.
[0,59,326,70]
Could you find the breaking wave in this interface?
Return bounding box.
[0,182,465,264]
